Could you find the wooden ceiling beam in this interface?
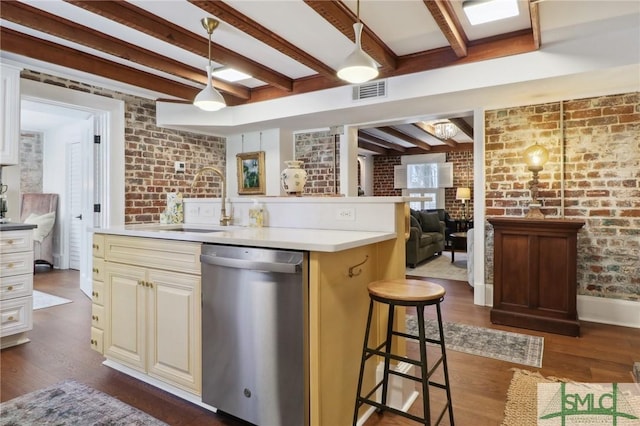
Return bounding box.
[189,0,338,80]
[448,117,474,139]
[303,0,397,72]
[358,140,389,155]
[0,1,249,101]
[358,131,406,152]
[65,0,293,92]
[0,27,203,101]
[378,126,432,151]
[423,0,468,58]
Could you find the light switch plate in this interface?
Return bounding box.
[174,161,185,173]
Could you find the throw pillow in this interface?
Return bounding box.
[410,215,421,230]
[419,211,441,233]
[410,208,422,225]
[24,212,56,243]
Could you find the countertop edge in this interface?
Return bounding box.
[91,226,397,252]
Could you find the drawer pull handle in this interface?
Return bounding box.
[92,315,98,321]
[8,316,14,321]
[7,240,14,245]
[90,339,95,345]
[149,282,153,289]
[7,286,13,291]
[7,263,14,268]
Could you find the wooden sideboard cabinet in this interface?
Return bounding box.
[488,217,585,336]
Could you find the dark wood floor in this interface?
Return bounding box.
[2,268,638,426]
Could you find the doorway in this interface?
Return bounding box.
[19,79,125,298]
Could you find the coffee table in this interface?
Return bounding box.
[449,232,467,263]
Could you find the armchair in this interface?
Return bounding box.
[406,209,446,268]
[20,193,58,269]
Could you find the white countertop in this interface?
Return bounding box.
[94,224,397,252]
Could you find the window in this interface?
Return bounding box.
[408,190,438,210]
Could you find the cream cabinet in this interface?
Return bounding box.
[97,234,202,395]
[0,64,22,166]
[0,228,34,349]
[90,233,105,353]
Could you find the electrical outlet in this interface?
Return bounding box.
[336,208,355,221]
[174,161,185,173]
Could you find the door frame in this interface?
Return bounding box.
[21,79,125,297]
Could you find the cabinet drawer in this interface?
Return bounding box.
[0,230,32,254]
[93,234,105,258]
[105,235,201,275]
[90,327,104,354]
[0,273,33,301]
[0,251,34,278]
[92,281,104,305]
[92,258,104,282]
[0,296,33,337]
[91,304,105,329]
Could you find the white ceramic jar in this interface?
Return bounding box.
[281,160,307,196]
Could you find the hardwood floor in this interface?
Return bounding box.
[2,268,638,425]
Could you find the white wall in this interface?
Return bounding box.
[226,128,294,197]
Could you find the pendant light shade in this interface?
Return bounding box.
[337,0,378,84]
[194,65,226,111]
[337,22,379,84]
[194,17,226,112]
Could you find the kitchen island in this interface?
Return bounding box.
[91,202,407,425]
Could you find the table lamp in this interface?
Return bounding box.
[523,143,549,219]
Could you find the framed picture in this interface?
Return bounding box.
[236,151,266,195]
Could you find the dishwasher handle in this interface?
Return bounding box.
[200,253,302,274]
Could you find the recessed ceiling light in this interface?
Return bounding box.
[211,68,252,82]
[462,0,519,25]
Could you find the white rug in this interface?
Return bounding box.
[33,290,72,310]
[406,251,468,281]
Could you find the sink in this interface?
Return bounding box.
[166,228,223,233]
[146,225,224,233]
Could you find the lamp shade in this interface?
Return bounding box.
[523,143,549,170]
[337,23,379,84]
[194,65,226,112]
[456,187,471,201]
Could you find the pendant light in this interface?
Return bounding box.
[194,17,226,112]
[336,0,379,84]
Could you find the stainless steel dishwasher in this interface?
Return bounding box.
[200,244,308,426]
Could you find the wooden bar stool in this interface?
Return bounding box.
[353,279,454,425]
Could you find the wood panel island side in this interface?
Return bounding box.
[90,202,407,426]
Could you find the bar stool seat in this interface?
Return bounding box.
[353,279,454,425]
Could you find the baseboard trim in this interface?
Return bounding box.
[577,295,640,328]
[356,361,418,426]
[102,359,216,412]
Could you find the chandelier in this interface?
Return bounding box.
[433,121,458,140]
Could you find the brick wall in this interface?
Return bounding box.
[373,155,401,196]
[294,131,340,195]
[19,131,43,193]
[21,70,226,224]
[485,92,640,301]
[445,150,474,220]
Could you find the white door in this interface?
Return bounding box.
[68,141,82,270]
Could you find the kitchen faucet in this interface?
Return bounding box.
[191,166,232,226]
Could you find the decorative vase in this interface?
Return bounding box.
[281,160,307,196]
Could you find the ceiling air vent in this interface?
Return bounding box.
[352,80,387,101]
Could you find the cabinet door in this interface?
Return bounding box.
[0,65,21,166]
[104,263,146,371]
[146,269,201,394]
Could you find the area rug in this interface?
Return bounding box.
[406,316,544,368]
[33,290,72,310]
[0,379,168,425]
[406,251,468,281]
[502,369,640,426]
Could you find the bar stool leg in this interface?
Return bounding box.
[416,305,431,425]
[436,302,454,425]
[380,301,396,409]
[353,299,375,426]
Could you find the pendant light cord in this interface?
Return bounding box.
[356,0,360,23]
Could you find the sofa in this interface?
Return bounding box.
[406,209,447,268]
